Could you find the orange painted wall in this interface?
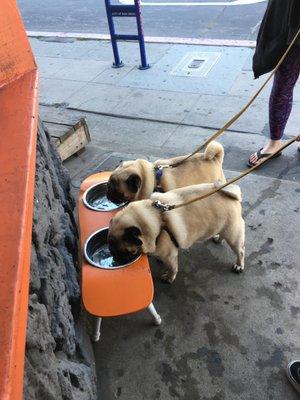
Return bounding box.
[0,0,36,87]
[0,0,38,399]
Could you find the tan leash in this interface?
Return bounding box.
[161,26,300,170]
[153,136,297,212]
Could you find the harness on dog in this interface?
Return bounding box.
[156,227,179,248]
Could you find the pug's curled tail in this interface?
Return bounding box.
[219,184,242,202]
[204,141,224,164]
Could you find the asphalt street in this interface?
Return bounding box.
[18,0,267,39]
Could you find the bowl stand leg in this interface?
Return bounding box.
[92,317,102,342]
[147,303,162,326]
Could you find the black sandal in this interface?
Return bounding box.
[247,148,282,167]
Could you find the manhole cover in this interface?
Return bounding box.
[171,52,221,77]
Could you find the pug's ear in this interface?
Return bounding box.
[124,226,143,246]
[126,174,141,193]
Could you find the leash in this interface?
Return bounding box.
[157,26,300,170]
[152,136,297,212]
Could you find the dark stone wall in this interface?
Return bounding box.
[24,121,97,400]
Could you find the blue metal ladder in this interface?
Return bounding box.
[105,0,150,69]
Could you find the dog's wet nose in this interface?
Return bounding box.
[106,188,124,204]
[106,187,115,202]
[108,240,116,255]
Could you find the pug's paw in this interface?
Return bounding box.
[160,272,176,284]
[232,264,244,273]
[212,234,223,244]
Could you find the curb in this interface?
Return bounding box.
[27,31,256,48]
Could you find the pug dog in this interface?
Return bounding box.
[108,183,245,283]
[106,141,225,204]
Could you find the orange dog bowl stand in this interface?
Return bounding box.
[79,172,161,341]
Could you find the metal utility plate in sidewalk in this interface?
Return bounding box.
[171,52,221,78]
[120,45,252,95]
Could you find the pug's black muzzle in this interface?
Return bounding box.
[106,184,127,205]
[108,242,140,264]
[110,248,136,264]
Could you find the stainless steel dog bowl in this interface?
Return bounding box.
[83,181,126,212]
[84,227,140,269]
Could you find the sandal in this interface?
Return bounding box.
[247,148,282,167]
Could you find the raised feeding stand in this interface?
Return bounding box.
[79,172,161,342]
[105,0,150,69]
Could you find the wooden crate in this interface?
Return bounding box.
[44,118,91,161]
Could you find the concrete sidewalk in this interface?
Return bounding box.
[33,36,300,400]
[33,36,300,183]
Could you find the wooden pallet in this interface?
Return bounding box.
[44,118,91,161]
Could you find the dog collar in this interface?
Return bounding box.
[153,166,164,192]
[154,166,163,182]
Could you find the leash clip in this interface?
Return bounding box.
[152,200,175,212]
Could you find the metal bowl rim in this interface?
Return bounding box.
[83,227,141,269]
[82,181,125,212]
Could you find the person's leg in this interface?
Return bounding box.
[249,46,300,166]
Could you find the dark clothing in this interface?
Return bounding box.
[269,46,300,140]
[253,0,300,78]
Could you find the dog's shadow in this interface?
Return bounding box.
[150,238,231,273]
[149,239,235,301]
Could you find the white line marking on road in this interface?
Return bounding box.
[119,0,266,6]
[27,31,256,47]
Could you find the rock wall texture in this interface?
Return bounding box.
[24,121,97,400]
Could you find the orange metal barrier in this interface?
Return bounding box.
[0,1,38,399]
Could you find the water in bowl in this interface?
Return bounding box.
[90,196,119,211]
[90,244,120,268]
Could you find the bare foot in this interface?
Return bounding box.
[249,139,282,166]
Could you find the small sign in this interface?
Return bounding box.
[110,4,136,16]
[112,11,135,16]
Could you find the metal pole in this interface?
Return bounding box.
[105,0,124,68]
[147,303,162,325]
[134,0,150,70]
[91,317,102,342]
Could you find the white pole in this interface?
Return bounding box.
[92,317,102,342]
[147,303,162,325]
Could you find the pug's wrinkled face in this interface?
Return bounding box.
[106,161,142,204]
[108,218,143,263]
